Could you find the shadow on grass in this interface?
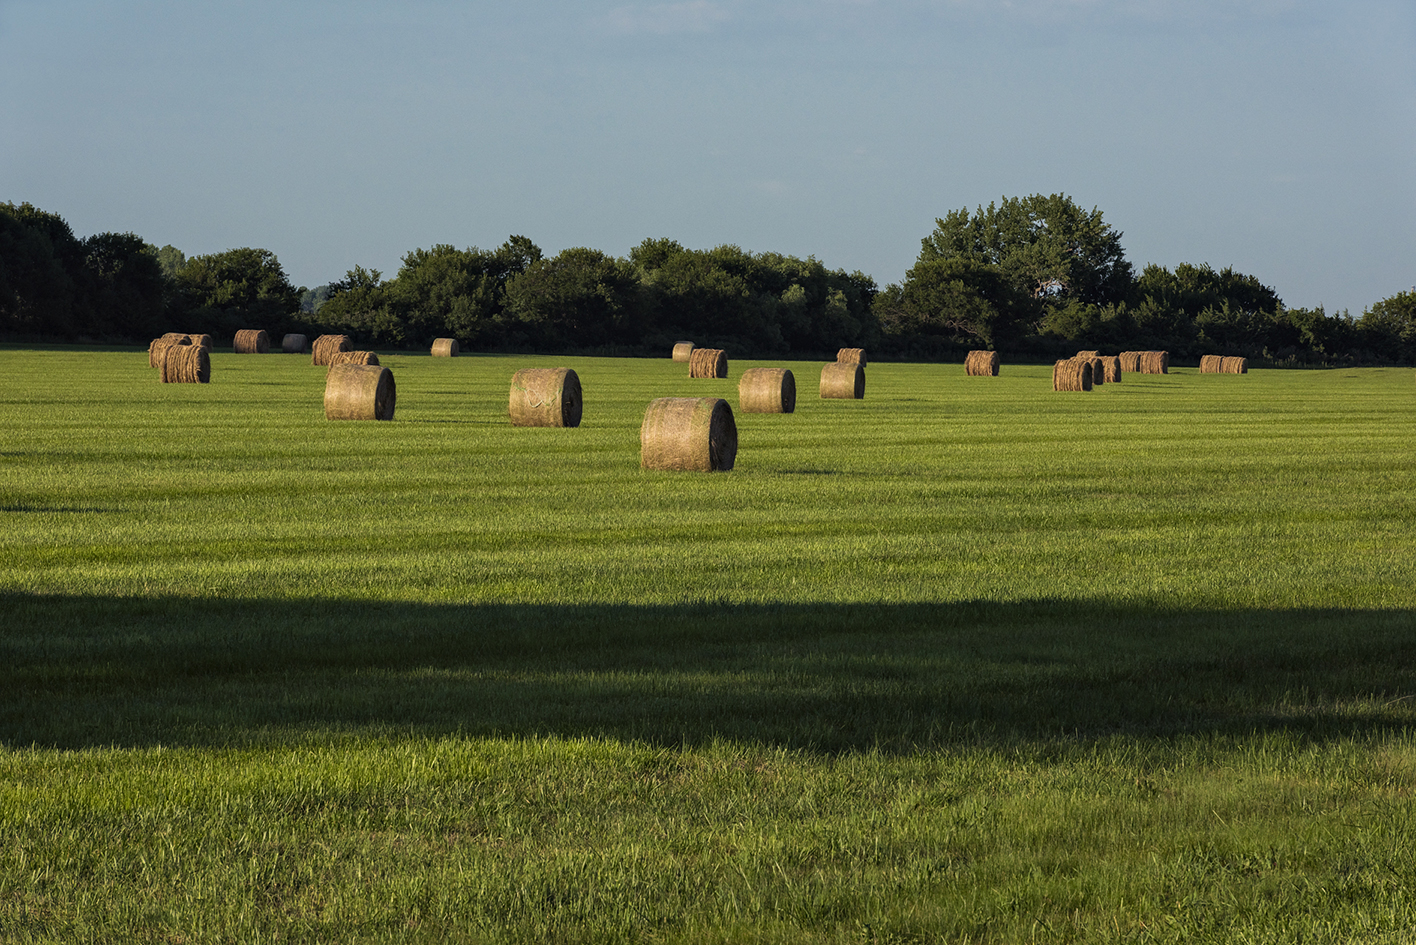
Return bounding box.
[2,594,1414,752]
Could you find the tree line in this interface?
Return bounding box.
[4,197,1413,363]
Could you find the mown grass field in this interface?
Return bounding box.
[2,345,1415,943]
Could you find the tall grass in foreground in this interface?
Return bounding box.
[1,347,1415,942]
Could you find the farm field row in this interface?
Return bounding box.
[2,347,1415,942]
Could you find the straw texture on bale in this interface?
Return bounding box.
[324,364,396,421]
[508,368,582,428]
[327,350,379,368]
[640,397,737,472]
[186,334,213,349]
[689,348,728,378]
[819,361,865,399]
[148,337,186,368]
[159,332,189,345]
[738,367,796,414]
[1075,350,1101,359]
[671,341,694,362]
[965,350,1000,376]
[282,333,308,354]
[1099,355,1122,383]
[160,343,210,384]
[1053,358,1092,392]
[836,347,867,367]
[233,329,269,354]
[431,338,460,357]
[1221,356,1248,374]
[1118,351,1142,373]
[1199,354,1224,373]
[1086,356,1105,386]
[311,334,353,366]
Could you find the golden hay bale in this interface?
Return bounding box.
[233,329,269,354]
[159,332,190,345]
[1199,354,1224,373]
[1087,356,1105,386]
[820,362,864,399]
[1099,355,1122,383]
[671,341,695,362]
[431,338,460,357]
[148,338,181,368]
[1076,350,1101,358]
[324,364,396,421]
[965,350,1000,376]
[160,343,210,384]
[1221,356,1248,374]
[836,347,867,367]
[1118,351,1142,372]
[689,348,728,378]
[509,368,582,428]
[1140,350,1170,374]
[640,397,737,472]
[738,367,796,414]
[186,333,213,349]
[327,350,380,372]
[1053,358,1092,392]
[282,333,308,354]
[311,334,353,366]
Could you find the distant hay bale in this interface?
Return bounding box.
[820,362,864,399]
[1126,350,1169,374]
[431,338,459,357]
[1221,356,1248,374]
[671,341,694,362]
[965,350,1000,376]
[327,351,380,372]
[689,348,728,378]
[836,347,867,367]
[186,334,214,349]
[1118,351,1142,372]
[233,329,269,354]
[282,333,308,354]
[1086,356,1106,386]
[1075,350,1101,359]
[738,367,796,414]
[324,364,396,421]
[1200,354,1224,373]
[160,343,210,384]
[148,337,184,368]
[1053,358,1092,392]
[509,368,582,428]
[159,332,190,345]
[311,334,352,366]
[640,397,737,472]
[1099,355,1122,383]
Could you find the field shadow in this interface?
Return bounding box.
[2,594,1414,752]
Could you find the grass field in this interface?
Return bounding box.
[2,346,1415,942]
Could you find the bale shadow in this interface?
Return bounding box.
[2,594,1413,752]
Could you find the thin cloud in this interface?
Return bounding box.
[606,1,733,35]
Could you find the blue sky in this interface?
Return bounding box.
[2,0,1412,313]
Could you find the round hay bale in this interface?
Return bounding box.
[671,341,695,362]
[327,350,380,371]
[1200,354,1223,373]
[1137,350,1170,374]
[689,348,728,378]
[160,343,210,384]
[233,329,269,354]
[819,362,864,399]
[1075,350,1101,359]
[509,368,582,428]
[282,333,309,354]
[1052,358,1092,392]
[159,332,190,345]
[836,347,867,367]
[965,350,1000,376]
[324,364,396,421]
[640,397,737,472]
[186,333,213,349]
[431,338,460,357]
[1221,356,1248,374]
[1087,356,1105,386]
[1100,355,1122,383]
[1118,351,1142,373]
[311,334,353,366]
[148,338,181,368]
[738,367,795,414]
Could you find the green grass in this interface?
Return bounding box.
[2,346,1415,942]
